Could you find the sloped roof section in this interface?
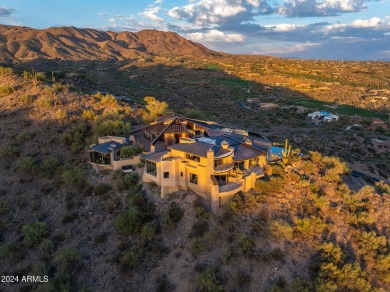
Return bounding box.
[233,144,265,161]
[168,142,230,158]
[142,150,169,162]
[88,140,130,154]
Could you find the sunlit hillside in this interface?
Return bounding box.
[0,64,390,291]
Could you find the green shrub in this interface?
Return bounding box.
[228,192,245,215]
[287,277,313,292]
[21,221,50,248]
[140,222,158,241]
[317,262,373,292]
[191,237,206,253]
[41,157,62,178]
[0,200,9,215]
[376,254,390,284]
[189,219,209,238]
[269,220,293,239]
[99,94,118,107]
[222,246,238,264]
[40,238,55,254]
[94,119,131,137]
[16,132,32,143]
[237,233,255,255]
[0,66,13,76]
[0,242,25,262]
[118,247,143,271]
[196,267,224,292]
[62,123,90,153]
[82,109,96,121]
[255,177,285,194]
[94,183,112,196]
[61,168,86,191]
[320,242,344,265]
[259,248,285,262]
[121,145,145,158]
[0,145,19,158]
[194,199,211,220]
[55,247,81,273]
[20,94,35,105]
[115,208,148,235]
[295,216,327,239]
[56,109,68,121]
[114,172,140,191]
[37,97,52,108]
[356,231,386,256]
[0,85,15,95]
[52,82,67,92]
[17,156,40,175]
[346,211,375,228]
[165,202,184,227]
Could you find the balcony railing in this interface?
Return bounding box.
[214,163,234,174]
[219,182,242,194]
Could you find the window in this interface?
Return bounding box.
[235,161,244,170]
[186,153,200,162]
[146,160,157,176]
[214,159,223,168]
[90,152,111,165]
[180,172,183,177]
[195,130,203,137]
[190,173,198,185]
[163,172,169,178]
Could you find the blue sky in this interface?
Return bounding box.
[0,0,389,60]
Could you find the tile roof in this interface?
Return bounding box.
[142,150,169,162]
[88,140,130,154]
[233,144,264,161]
[168,142,230,158]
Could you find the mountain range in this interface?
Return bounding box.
[0,25,220,61]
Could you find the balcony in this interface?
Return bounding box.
[214,163,234,174]
[247,165,264,178]
[219,182,242,196]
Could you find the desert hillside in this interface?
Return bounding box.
[0,67,390,291]
[0,25,220,61]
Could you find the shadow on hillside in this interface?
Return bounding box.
[11,57,390,179]
[13,57,318,127]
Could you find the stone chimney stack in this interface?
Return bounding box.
[221,140,229,150]
[245,138,252,146]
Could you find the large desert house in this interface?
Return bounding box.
[89,115,272,212]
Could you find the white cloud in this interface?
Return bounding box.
[185,29,245,42]
[168,0,270,26]
[0,6,15,17]
[279,0,368,17]
[140,6,163,22]
[351,17,382,28]
[320,17,386,33]
[265,23,306,32]
[246,0,262,7]
[253,42,321,55]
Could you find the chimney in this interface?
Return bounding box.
[245,138,252,146]
[221,140,229,150]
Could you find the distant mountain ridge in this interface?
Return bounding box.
[0,25,220,61]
